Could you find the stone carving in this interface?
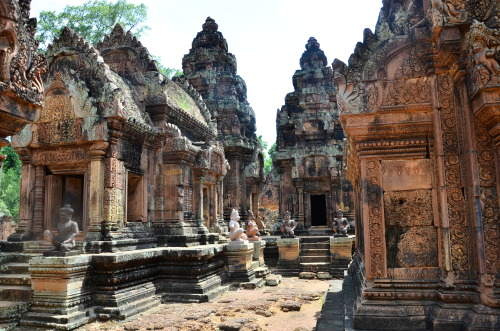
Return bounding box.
[437,74,471,277]
[467,20,500,94]
[366,160,385,278]
[43,204,79,252]
[336,0,500,328]
[397,226,438,267]
[384,190,433,227]
[332,210,348,236]
[182,17,263,219]
[273,37,351,228]
[229,209,247,242]
[245,210,260,241]
[0,0,46,139]
[280,211,296,237]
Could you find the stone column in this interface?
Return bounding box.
[297,185,305,226]
[8,156,35,241]
[224,153,242,213]
[197,170,208,234]
[85,142,108,241]
[32,165,45,237]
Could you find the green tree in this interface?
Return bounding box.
[258,136,276,175]
[36,0,182,78]
[0,145,21,221]
[264,143,276,174]
[37,0,150,49]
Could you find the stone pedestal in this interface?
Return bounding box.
[276,238,300,276]
[251,240,270,278]
[20,255,94,330]
[225,242,255,283]
[330,237,354,278]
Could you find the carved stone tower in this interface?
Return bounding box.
[274,37,352,230]
[182,17,264,220]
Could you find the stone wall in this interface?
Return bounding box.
[337,0,500,329]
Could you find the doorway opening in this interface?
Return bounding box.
[45,174,84,231]
[310,194,327,226]
[127,173,145,223]
[203,187,209,227]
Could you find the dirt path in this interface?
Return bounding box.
[80,277,331,331]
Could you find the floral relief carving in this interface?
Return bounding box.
[474,117,499,274]
[366,160,385,278]
[437,74,470,277]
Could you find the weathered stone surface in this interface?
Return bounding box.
[0,0,45,140]
[280,300,301,312]
[265,275,282,286]
[317,272,332,280]
[298,272,316,279]
[273,37,353,230]
[182,17,264,223]
[337,0,500,329]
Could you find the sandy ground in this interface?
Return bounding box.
[78,277,330,331]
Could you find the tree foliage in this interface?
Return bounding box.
[264,143,276,174]
[0,145,21,221]
[37,0,150,50]
[36,0,183,79]
[258,136,276,175]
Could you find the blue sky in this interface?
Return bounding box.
[31,0,382,150]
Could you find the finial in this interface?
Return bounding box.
[202,17,218,31]
[306,37,320,51]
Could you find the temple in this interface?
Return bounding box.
[336,0,500,329]
[274,37,353,231]
[181,17,265,222]
[0,0,499,330]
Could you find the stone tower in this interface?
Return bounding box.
[274,37,352,230]
[182,17,264,220]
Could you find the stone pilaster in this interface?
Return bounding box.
[85,142,108,241]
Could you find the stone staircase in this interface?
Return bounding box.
[300,237,330,273]
[0,241,52,330]
[0,253,35,330]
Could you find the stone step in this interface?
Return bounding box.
[300,256,330,263]
[300,243,329,249]
[300,236,330,243]
[300,262,330,272]
[0,286,32,302]
[20,309,92,329]
[0,263,29,274]
[300,248,329,256]
[0,301,30,323]
[0,321,18,330]
[0,275,31,286]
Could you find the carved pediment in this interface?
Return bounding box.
[98,23,158,75]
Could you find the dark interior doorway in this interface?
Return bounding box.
[310,194,327,226]
[46,174,84,231]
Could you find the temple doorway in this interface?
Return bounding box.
[127,173,145,222]
[45,174,85,231]
[310,194,327,226]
